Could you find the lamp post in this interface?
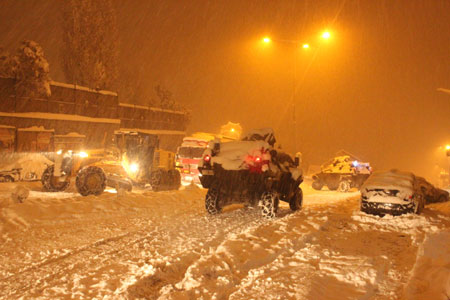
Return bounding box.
[446,145,450,185]
[259,30,332,153]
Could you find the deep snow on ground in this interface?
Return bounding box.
[0,181,449,300]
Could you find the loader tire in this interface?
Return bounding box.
[168,169,181,190]
[41,165,70,192]
[76,166,106,196]
[150,169,166,192]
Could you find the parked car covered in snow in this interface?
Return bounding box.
[198,128,303,218]
[415,177,449,204]
[360,170,426,216]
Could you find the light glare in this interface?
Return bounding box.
[130,163,139,173]
[322,31,331,39]
[79,151,89,158]
[262,37,271,44]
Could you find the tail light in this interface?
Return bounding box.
[246,149,270,173]
[203,154,211,163]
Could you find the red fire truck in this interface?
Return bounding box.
[176,136,211,186]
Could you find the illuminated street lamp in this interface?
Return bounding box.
[321,31,331,39]
[445,145,450,185]
[259,30,334,152]
[262,37,271,44]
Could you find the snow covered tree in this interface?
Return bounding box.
[0,47,17,78]
[14,41,51,98]
[61,0,119,90]
[155,85,175,110]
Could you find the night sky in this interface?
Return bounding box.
[0,0,449,180]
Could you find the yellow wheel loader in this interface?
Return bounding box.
[41,149,132,196]
[115,131,181,191]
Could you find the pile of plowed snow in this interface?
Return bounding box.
[0,182,205,234]
[0,152,52,180]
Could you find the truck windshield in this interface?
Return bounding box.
[178,147,205,158]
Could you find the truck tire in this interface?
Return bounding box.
[326,181,339,191]
[168,169,181,190]
[150,169,166,192]
[41,165,70,192]
[338,180,351,192]
[205,186,222,214]
[261,191,279,219]
[76,166,106,196]
[312,180,323,190]
[289,188,303,211]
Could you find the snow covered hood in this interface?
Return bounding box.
[362,170,415,194]
[210,140,271,170]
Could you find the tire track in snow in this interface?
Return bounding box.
[154,198,356,300]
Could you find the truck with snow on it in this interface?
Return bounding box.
[312,155,372,192]
[198,128,303,218]
[176,137,210,186]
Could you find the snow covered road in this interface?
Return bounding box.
[0,182,449,299]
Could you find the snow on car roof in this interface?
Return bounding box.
[211,140,270,170]
[241,128,274,141]
[362,169,415,192]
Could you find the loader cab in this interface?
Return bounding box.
[114,130,180,190]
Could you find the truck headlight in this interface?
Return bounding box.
[79,151,89,158]
[130,163,139,173]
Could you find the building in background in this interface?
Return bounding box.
[0,78,189,153]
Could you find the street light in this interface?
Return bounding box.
[446,145,450,186]
[321,31,331,39]
[258,30,333,152]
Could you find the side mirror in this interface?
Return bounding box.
[294,156,300,167]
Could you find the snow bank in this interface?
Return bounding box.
[351,211,440,239]
[0,152,52,180]
[405,231,450,300]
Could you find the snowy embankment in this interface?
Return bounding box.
[0,181,449,299]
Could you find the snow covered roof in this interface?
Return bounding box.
[191,132,217,141]
[17,126,54,132]
[0,112,120,124]
[116,128,186,136]
[0,125,15,129]
[54,132,86,138]
[50,80,118,97]
[362,169,415,193]
[119,102,187,115]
